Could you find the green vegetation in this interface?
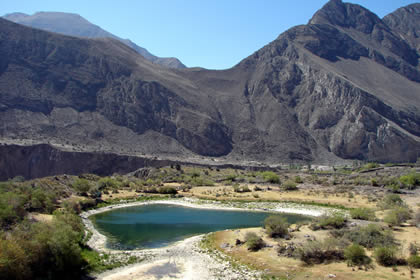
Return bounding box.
[399,172,420,190]
[360,162,380,171]
[261,171,280,184]
[98,177,121,190]
[282,180,298,191]
[263,215,289,238]
[245,232,265,251]
[233,184,251,193]
[341,224,395,249]
[311,213,347,230]
[157,186,178,195]
[374,247,400,267]
[349,208,376,221]
[0,211,86,280]
[294,176,303,184]
[72,178,92,194]
[297,238,344,264]
[344,244,372,268]
[408,255,420,269]
[378,194,406,210]
[384,207,411,226]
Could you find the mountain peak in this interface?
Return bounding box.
[309,0,382,33]
[2,11,186,69]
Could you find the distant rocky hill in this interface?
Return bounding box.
[2,12,186,69]
[0,0,419,179]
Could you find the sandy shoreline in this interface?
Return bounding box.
[81,198,341,279]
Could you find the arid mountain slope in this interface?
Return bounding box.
[2,12,186,69]
[383,3,420,54]
[0,0,420,177]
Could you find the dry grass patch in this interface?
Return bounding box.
[101,190,138,200]
[212,227,415,280]
[188,184,375,208]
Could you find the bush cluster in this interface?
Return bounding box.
[282,180,298,191]
[344,244,372,268]
[0,212,86,280]
[399,172,420,190]
[312,213,347,230]
[0,183,59,228]
[408,255,420,269]
[297,238,345,264]
[374,247,403,267]
[384,207,411,226]
[342,224,395,249]
[377,194,406,210]
[264,215,289,238]
[349,208,376,221]
[261,171,280,184]
[245,232,265,251]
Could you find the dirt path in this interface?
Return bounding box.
[96,235,259,280]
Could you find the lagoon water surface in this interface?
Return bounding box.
[90,204,309,249]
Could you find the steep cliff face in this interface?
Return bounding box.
[0,144,176,180]
[1,0,420,171]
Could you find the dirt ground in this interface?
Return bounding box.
[186,184,377,209]
[213,225,419,280]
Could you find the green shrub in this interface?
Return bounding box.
[344,244,371,268]
[79,199,97,210]
[399,172,420,190]
[297,238,344,264]
[294,176,303,184]
[349,208,376,221]
[344,224,395,249]
[264,215,289,238]
[0,236,31,279]
[233,184,251,193]
[283,180,298,191]
[158,187,177,195]
[386,183,400,193]
[0,192,26,227]
[374,247,398,266]
[72,178,92,194]
[314,213,347,229]
[408,255,420,269]
[371,178,379,186]
[30,188,57,213]
[225,174,237,182]
[245,232,265,251]
[189,177,215,186]
[384,207,411,226]
[98,177,121,190]
[261,171,280,184]
[1,211,87,280]
[378,194,406,210]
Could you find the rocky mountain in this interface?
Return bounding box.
[2,12,186,69]
[0,0,419,179]
[383,3,420,54]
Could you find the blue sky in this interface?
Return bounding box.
[1,0,418,69]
